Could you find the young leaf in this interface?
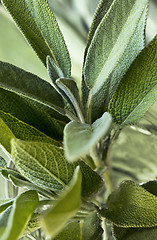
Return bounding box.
[42,166,82,238]
[101,180,157,227]
[64,112,112,162]
[0,61,65,115]
[11,138,103,198]
[1,0,71,76]
[0,190,39,240]
[0,199,13,214]
[55,212,103,240]
[0,110,61,153]
[109,35,157,126]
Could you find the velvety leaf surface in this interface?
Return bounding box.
[55,212,103,240]
[0,190,39,240]
[64,112,112,161]
[11,138,103,198]
[1,0,71,76]
[102,180,157,227]
[109,35,157,126]
[42,167,82,238]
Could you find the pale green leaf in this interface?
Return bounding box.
[0,61,65,115]
[22,213,41,238]
[42,166,82,238]
[55,212,103,240]
[101,180,157,227]
[1,190,39,240]
[0,199,13,214]
[64,112,112,161]
[0,206,12,236]
[109,35,157,126]
[84,0,114,61]
[2,0,71,76]
[0,110,61,153]
[84,0,148,93]
[10,138,103,198]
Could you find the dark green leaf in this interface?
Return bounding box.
[101,180,157,227]
[42,166,82,238]
[109,35,157,126]
[0,190,39,240]
[2,0,71,76]
[64,112,112,162]
[0,156,7,168]
[141,181,157,197]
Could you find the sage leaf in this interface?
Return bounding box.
[0,110,61,153]
[0,206,12,237]
[64,112,112,162]
[101,180,157,227]
[0,61,65,115]
[0,199,13,214]
[11,138,75,191]
[1,0,71,76]
[0,156,7,168]
[84,0,114,61]
[55,212,103,240]
[0,190,39,240]
[42,166,82,238]
[109,35,157,126]
[10,138,103,198]
[22,213,41,238]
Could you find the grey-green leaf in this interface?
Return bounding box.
[109,35,157,126]
[0,156,7,168]
[101,180,157,227]
[84,0,148,94]
[0,199,13,214]
[64,112,112,162]
[42,166,82,238]
[1,0,71,76]
[1,190,39,240]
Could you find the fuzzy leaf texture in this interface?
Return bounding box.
[1,0,71,76]
[109,35,157,126]
[42,166,82,238]
[64,112,112,162]
[83,0,148,121]
[11,138,103,197]
[0,190,39,240]
[101,180,157,227]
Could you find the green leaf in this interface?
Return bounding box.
[101,180,157,227]
[0,110,61,153]
[1,0,71,76]
[0,206,12,236]
[84,0,148,94]
[55,212,103,240]
[109,35,157,126]
[64,112,112,161]
[0,190,39,240]
[11,138,75,191]
[0,199,13,214]
[22,213,41,237]
[84,0,114,61]
[0,61,65,114]
[11,138,103,198]
[42,166,82,238]
[83,0,148,121]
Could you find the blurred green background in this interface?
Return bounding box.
[0,0,157,199]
